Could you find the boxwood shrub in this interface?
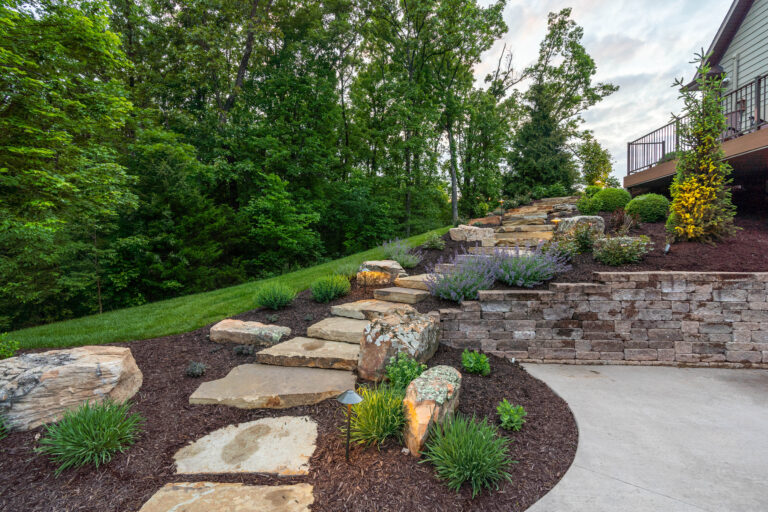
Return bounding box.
[592,187,631,212]
[625,193,670,223]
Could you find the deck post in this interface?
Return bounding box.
[626,142,631,175]
[755,76,762,128]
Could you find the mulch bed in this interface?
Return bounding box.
[0,339,577,512]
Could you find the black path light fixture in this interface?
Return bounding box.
[337,389,363,462]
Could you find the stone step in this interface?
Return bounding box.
[373,287,429,304]
[503,215,548,226]
[255,337,359,370]
[173,416,317,475]
[507,206,552,216]
[139,482,314,512]
[495,231,554,241]
[189,364,356,409]
[394,274,430,291]
[306,317,369,344]
[496,224,555,233]
[434,263,456,273]
[535,195,580,204]
[331,299,414,320]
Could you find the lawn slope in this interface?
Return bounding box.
[12,228,449,350]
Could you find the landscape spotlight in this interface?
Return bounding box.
[337,389,363,461]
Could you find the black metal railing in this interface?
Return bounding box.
[627,73,767,175]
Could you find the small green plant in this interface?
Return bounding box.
[566,222,598,253]
[254,282,296,310]
[310,274,351,303]
[185,361,207,378]
[421,232,446,251]
[0,416,8,441]
[385,354,427,391]
[496,400,527,432]
[267,313,279,323]
[422,414,514,498]
[333,262,359,279]
[592,187,631,212]
[593,236,653,266]
[576,195,602,215]
[233,345,255,356]
[625,193,670,223]
[530,184,548,200]
[382,239,423,269]
[0,333,20,359]
[546,182,568,198]
[462,349,491,376]
[37,400,144,476]
[345,385,405,447]
[304,313,314,322]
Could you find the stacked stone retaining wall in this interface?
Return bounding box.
[439,272,768,368]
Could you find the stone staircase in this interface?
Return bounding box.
[467,195,579,255]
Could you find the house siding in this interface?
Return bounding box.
[721,0,768,91]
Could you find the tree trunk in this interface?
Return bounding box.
[446,116,459,225]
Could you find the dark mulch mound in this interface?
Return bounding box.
[0,338,576,512]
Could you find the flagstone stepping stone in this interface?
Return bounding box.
[496,224,555,233]
[495,230,554,241]
[394,274,430,291]
[189,364,356,409]
[139,482,314,512]
[331,299,415,320]
[503,213,547,225]
[174,416,317,475]
[255,337,359,370]
[373,287,429,304]
[210,319,290,347]
[306,317,369,344]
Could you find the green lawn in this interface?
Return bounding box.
[11,227,449,350]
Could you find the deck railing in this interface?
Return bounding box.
[627,73,768,175]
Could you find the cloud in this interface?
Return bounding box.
[476,0,733,181]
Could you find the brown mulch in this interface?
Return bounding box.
[0,339,577,512]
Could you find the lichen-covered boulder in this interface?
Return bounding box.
[357,310,439,381]
[210,319,290,347]
[448,225,494,242]
[403,365,461,457]
[356,260,407,286]
[0,346,142,431]
[556,215,605,235]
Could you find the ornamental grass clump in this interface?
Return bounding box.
[310,274,351,303]
[345,385,405,448]
[667,53,736,242]
[254,282,296,310]
[37,400,144,476]
[425,252,497,302]
[494,245,570,288]
[593,236,653,266]
[385,353,427,391]
[382,238,423,269]
[422,414,515,498]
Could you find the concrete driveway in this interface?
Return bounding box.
[524,364,768,512]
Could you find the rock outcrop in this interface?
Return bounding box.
[210,319,290,347]
[555,215,606,235]
[403,365,462,457]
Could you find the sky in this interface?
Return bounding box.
[475,0,734,183]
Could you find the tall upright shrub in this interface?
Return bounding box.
[667,53,736,242]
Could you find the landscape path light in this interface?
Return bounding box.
[337,389,363,462]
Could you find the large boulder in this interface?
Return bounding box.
[449,224,494,242]
[357,310,439,381]
[210,319,290,347]
[403,365,461,457]
[356,260,407,286]
[555,215,605,235]
[0,346,142,431]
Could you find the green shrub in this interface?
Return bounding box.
[496,400,527,432]
[421,232,446,251]
[542,237,578,262]
[567,223,598,253]
[593,236,653,266]
[625,193,670,223]
[333,262,359,279]
[462,349,490,376]
[607,209,639,235]
[0,334,20,359]
[385,354,427,391]
[592,187,631,212]
[345,385,405,447]
[254,282,296,310]
[233,345,255,356]
[185,361,207,378]
[37,400,144,475]
[584,185,601,197]
[531,184,548,200]
[422,414,514,498]
[576,195,602,215]
[311,274,351,303]
[546,183,568,198]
